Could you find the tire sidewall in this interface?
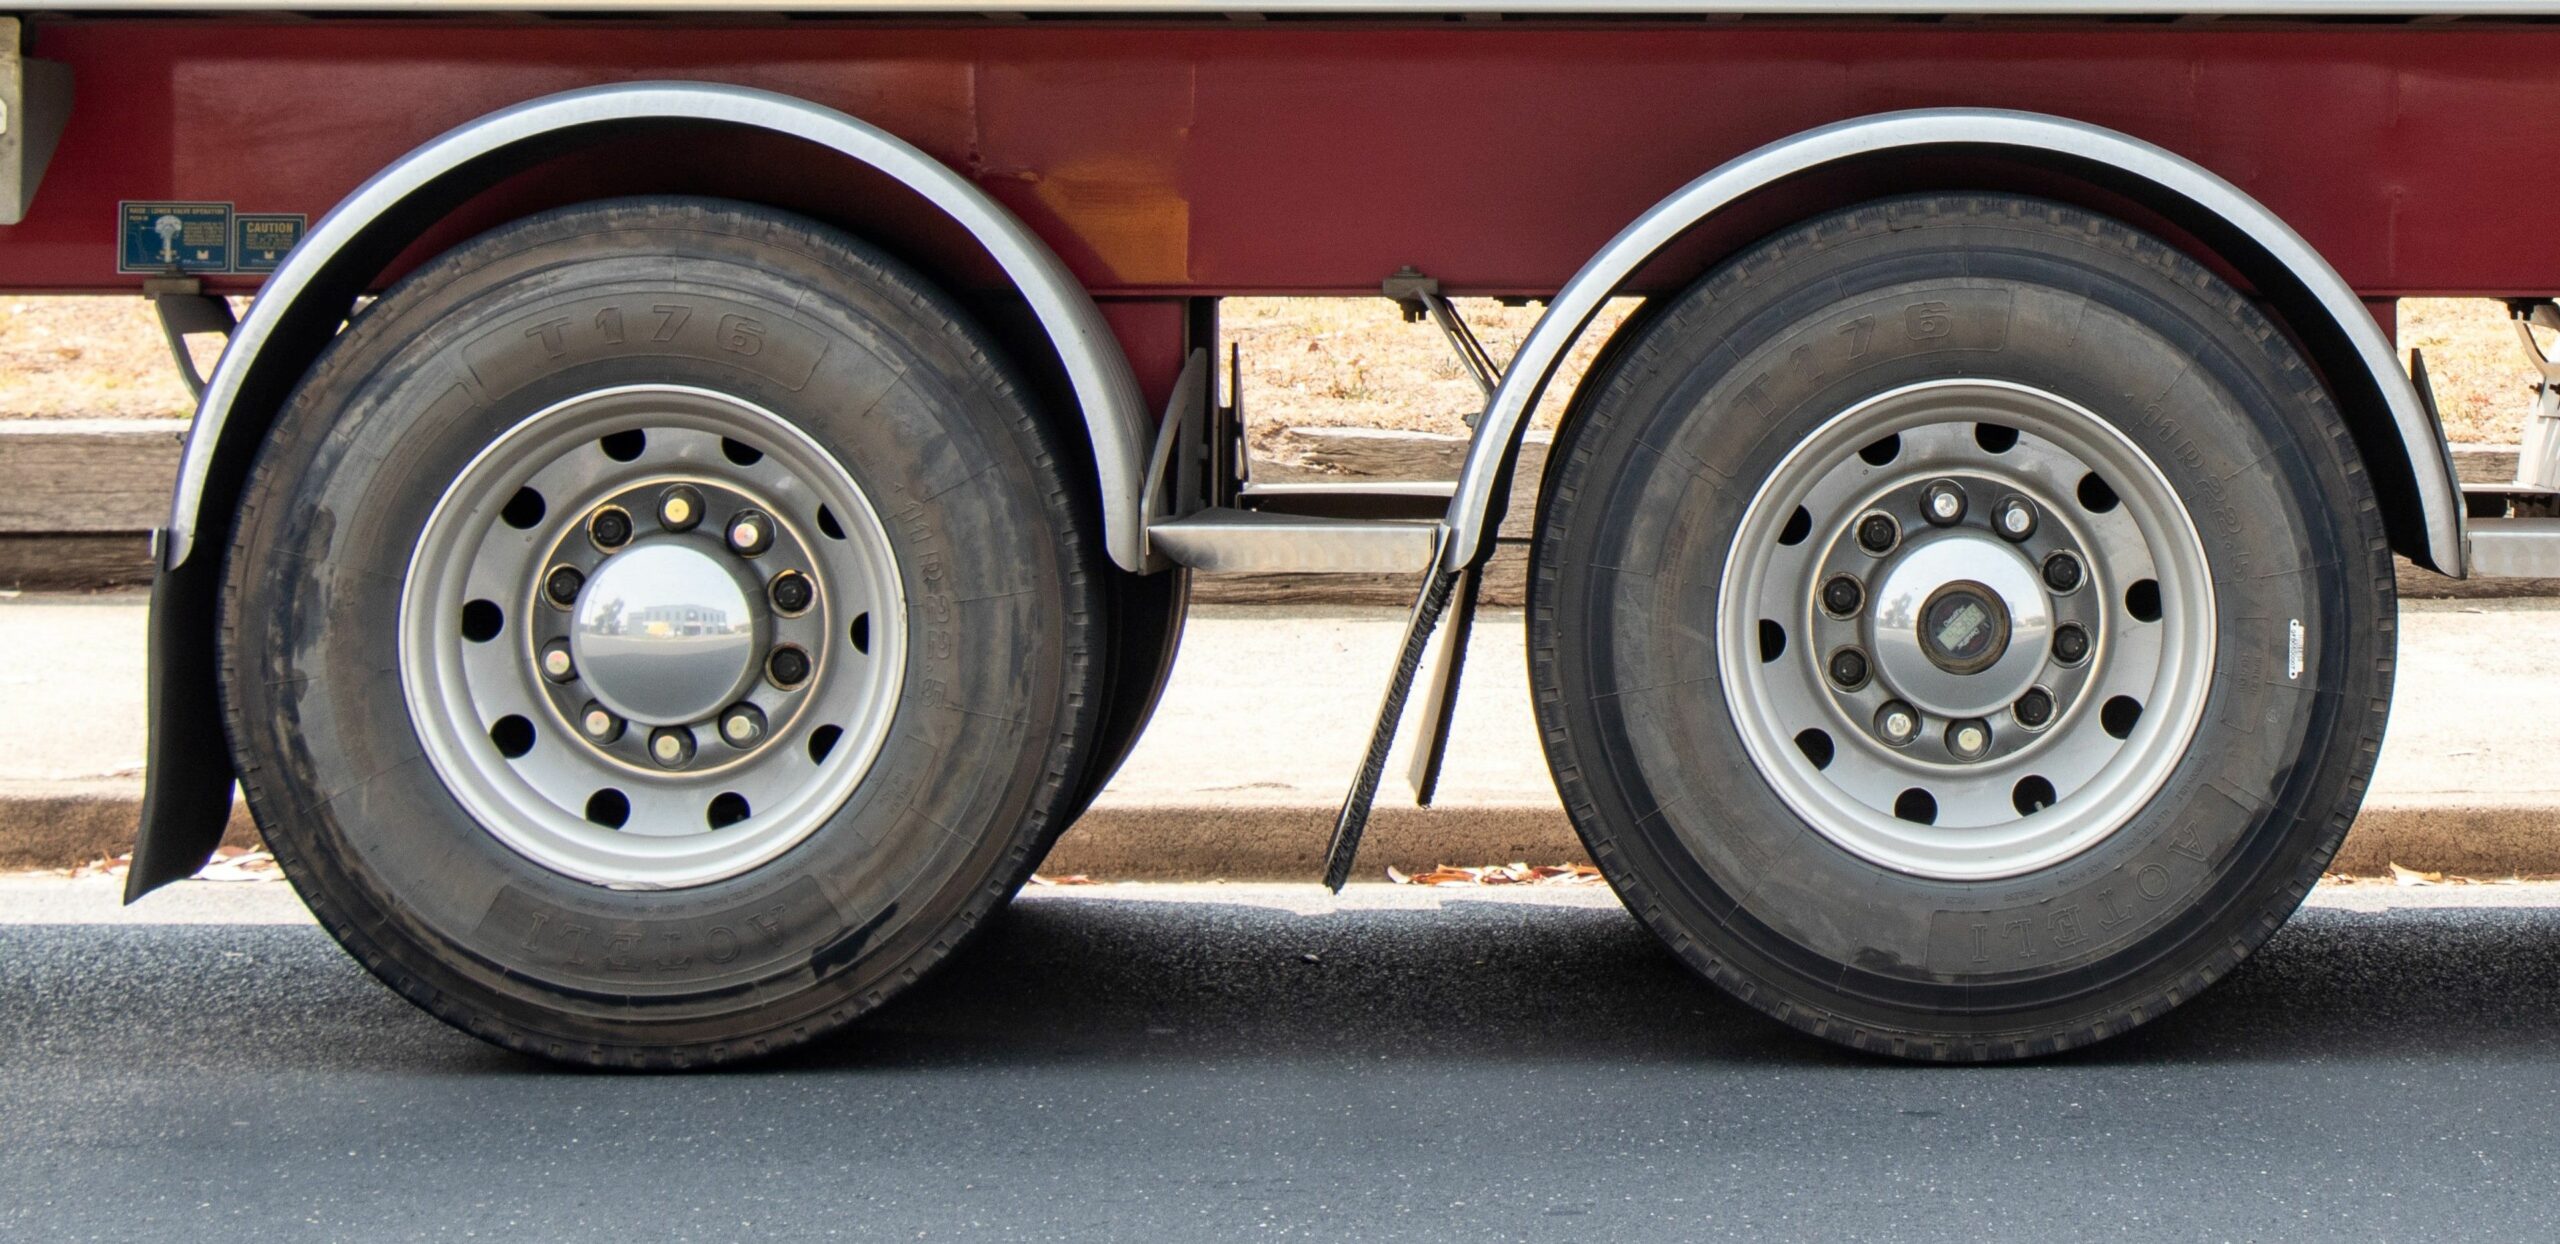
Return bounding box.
[225,200,1098,1056]
[1532,197,2388,1045]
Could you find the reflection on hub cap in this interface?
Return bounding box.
[571,541,760,727]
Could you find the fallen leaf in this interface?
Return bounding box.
[2389,862,2444,887]
[196,849,281,883]
[1395,863,1604,887]
[1409,866,1481,886]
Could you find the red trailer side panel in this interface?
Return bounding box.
[6,19,2557,299]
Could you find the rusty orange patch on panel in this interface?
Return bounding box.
[1025,157,1192,288]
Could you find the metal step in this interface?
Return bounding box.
[2469,517,2560,578]
[1146,508,1442,574]
[1235,479,1453,522]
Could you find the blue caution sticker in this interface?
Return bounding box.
[231,213,307,274]
[119,201,233,274]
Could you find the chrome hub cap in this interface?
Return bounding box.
[570,540,763,727]
[1720,380,2215,880]
[400,385,906,889]
[1870,535,2050,717]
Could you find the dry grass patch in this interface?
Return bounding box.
[1,293,2543,447]
[2402,297,2550,444]
[1227,294,2544,456]
[1224,296,1637,460]
[0,297,196,420]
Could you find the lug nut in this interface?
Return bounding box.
[544,565,585,608]
[1947,718,1992,761]
[1827,647,1871,690]
[1875,700,1921,747]
[727,509,774,557]
[659,486,703,532]
[766,644,812,689]
[719,703,767,747]
[588,505,633,550]
[769,570,814,616]
[2015,687,2056,730]
[2042,551,2084,594]
[1922,479,1968,526]
[1856,512,1900,555]
[2053,623,2092,665]
[579,702,624,744]
[648,727,696,768]
[539,640,577,682]
[1821,575,1865,617]
[1994,495,2038,542]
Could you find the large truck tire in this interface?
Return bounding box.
[221,197,1107,1068]
[1528,194,2395,1060]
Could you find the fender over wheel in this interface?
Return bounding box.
[1530,194,2395,1060]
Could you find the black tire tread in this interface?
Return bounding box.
[1529,193,2394,1061]
[219,198,1107,1069]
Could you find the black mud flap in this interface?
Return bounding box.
[123,540,238,901]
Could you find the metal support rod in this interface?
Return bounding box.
[1323,537,1457,891]
[2510,300,2560,494]
[1382,265,1504,416]
[1405,560,1482,806]
[1423,294,1501,401]
[142,277,236,403]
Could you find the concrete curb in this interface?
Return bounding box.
[11,784,2554,881]
[1045,797,2560,881]
[0,780,256,872]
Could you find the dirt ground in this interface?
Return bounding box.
[1,293,2543,447]
[1226,295,2550,451]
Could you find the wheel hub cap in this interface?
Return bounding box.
[570,540,762,727]
[1870,535,2050,717]
[1920,584,2006,673]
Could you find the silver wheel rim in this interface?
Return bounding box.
[1719,379,2214,881]
[399,384,907,889]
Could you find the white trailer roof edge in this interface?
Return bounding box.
[22,1,2560,16]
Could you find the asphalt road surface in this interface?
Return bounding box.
[7,879,2560,1242]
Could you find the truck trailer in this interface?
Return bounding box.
[6,0,2557,1065]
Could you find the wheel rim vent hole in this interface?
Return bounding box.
[850,613,871,655]
[501,488,547,530]
[600,430,647,462]
[809,724,843,764]
[1894,788,1937,825]
[489,714,535,759]
[585,788,630,829]
[1793,728,1834,770]
[1758,620,1786,663]
[1858,435,1901,467]
[707,792,752,829]
[1975,423,2020,453]
[816,505,846,541]
[2077,472,2120,513]
[1778,506,1812,546]
[460,600,504,643]
[2125,578,2162,623]
[2101,695,2143,739]
[2013,774,2057,816]
[721,438,764,467]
